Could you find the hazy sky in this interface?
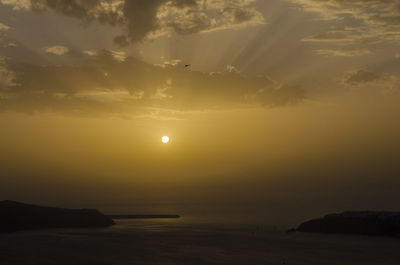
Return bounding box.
[1,0,400,224]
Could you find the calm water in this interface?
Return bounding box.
[1,218,399,265]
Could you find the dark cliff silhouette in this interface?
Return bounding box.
[296,211,400,237]
[0,200,114,233]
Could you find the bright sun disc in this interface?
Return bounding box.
[162,136,169,143]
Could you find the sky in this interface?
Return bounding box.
[1,0,400,224]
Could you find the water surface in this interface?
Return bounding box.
[1,218,399,265]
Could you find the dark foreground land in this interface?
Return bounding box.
[0,200,114,233]
[1,219,399,265]
[296,211,400,237]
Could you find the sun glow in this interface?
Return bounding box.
[161,136,170,143]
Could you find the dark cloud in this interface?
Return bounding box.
[346,70,380,85]
[167,12,213,35]
[120,0,169,42]
[343,69,400,94]
[0,49,304,116]
[32,0,102,18]
[6,0,265,45]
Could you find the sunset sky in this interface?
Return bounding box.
[1,0,400,223]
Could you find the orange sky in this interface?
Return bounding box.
[1,0,400,223]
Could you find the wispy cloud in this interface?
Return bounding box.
[291,0,400,45]
[0,0,30,10]
[0,22,10,31]
[314,48,372,57]
[0,56,15,89]
[44,45,69,55]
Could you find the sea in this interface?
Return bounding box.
[1,216,399,265]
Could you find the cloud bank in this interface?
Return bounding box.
[1,0,265,45]
[0,49,304,116]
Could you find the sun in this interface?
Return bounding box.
[161,136,170,143]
